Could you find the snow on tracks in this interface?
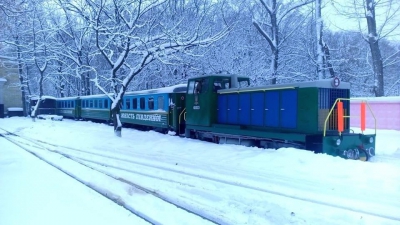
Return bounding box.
[0,130,218,225]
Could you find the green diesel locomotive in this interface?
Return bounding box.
[183,75,376,161]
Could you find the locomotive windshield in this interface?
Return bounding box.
[187,75,250,94]
[188,79,209,94]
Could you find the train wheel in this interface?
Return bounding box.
[184,129,191,138]
[358,148,369,162]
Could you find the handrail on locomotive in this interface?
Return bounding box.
[323,98,377,137]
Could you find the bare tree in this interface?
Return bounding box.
[315,0,335,79]
[331,0,400,96]
[252,0,313,84]
[52,0,95,97]
[365,0,383,96]
[30,3,52,120]
[64,0,230,137]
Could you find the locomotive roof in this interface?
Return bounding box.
[218,78,350,93]
[189,74,249,80]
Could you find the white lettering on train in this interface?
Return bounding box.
[121,113,162,122]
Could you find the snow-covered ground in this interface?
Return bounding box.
[0,117,400,225]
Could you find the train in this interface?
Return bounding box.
[31,74,376,161]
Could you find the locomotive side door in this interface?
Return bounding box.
[169,93,186,134]
[264,89,297,129]
[280,89,297,128]
[185,78,213,127]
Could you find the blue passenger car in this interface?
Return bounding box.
[120,84,187,133]
[56,97,80,119]
[80,95,111,121]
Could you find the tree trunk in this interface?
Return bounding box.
[271,50,278,84]
[112,102,122,137]
[316,0,325,80]
[270,0,278,85]
[365,0,384,96]
[17,51,27,116]
[31,98,41,122]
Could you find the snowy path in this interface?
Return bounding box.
[0,135,148,225]
[1,117,400,225]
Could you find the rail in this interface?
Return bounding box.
[323,98,377,136]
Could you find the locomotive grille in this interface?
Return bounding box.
[318,88,350,131]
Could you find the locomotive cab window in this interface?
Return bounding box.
[104,100,108,109]
[188,81,195,94]
[216,78,230,89]
[99,100,103,109]
[213,79,229,92]
[238,78,250,88]
[195,81,202,94]
[188,79,209,94]
[94,100,98,108]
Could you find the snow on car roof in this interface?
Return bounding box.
[125,84,187,95]
[30,95,56,100]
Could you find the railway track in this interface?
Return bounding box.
[1,127,400,224]
[0,128,221,225]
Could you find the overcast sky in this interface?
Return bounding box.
[323,0,400,41]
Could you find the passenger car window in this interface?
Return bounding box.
[148,97,154,110]
[125,98,131,109]
[158,96,163,110]
[133,98,137,109]
[140,98,145,109]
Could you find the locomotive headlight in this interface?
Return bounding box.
[368,147,375,156]
[336,139,341,146]
[369,137,374,144]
